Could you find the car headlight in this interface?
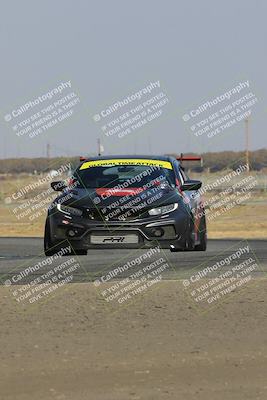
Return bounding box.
[148,203,178,216]
[57,204,83,217]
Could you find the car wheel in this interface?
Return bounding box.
[44,218,55,256]
[194,217,207,251]
[185,221,195,251]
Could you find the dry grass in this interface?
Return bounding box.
[207,202,267,238]
[0,206,45,237]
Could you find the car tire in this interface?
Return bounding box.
[44,218,55,256]
[194,217,207,251]
[184,219,195,251]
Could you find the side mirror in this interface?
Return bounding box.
[51,181,67,191]
[180,179,202,191]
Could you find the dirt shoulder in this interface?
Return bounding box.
[0,280,267,400]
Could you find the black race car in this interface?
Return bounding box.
[44,155,207,256]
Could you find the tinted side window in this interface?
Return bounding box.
[180,168,189,182]
[172,160,183,185]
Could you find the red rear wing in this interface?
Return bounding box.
[176,154,203,167]
[80,155,203,164]
[176,155,202,162]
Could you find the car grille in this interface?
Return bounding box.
[83,207,150,221]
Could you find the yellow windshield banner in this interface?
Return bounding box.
[80,159,173,170]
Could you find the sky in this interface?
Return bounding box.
[0,0,266,159]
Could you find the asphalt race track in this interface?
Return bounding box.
[0,237,266,284]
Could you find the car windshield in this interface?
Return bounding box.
[74,162,176,189]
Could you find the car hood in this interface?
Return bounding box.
[56,184,182,210]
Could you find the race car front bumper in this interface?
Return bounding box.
[47,210,190,250]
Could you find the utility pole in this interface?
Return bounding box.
[245,117,250,172]
[97,138,101,156]
[46,143,51,159]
